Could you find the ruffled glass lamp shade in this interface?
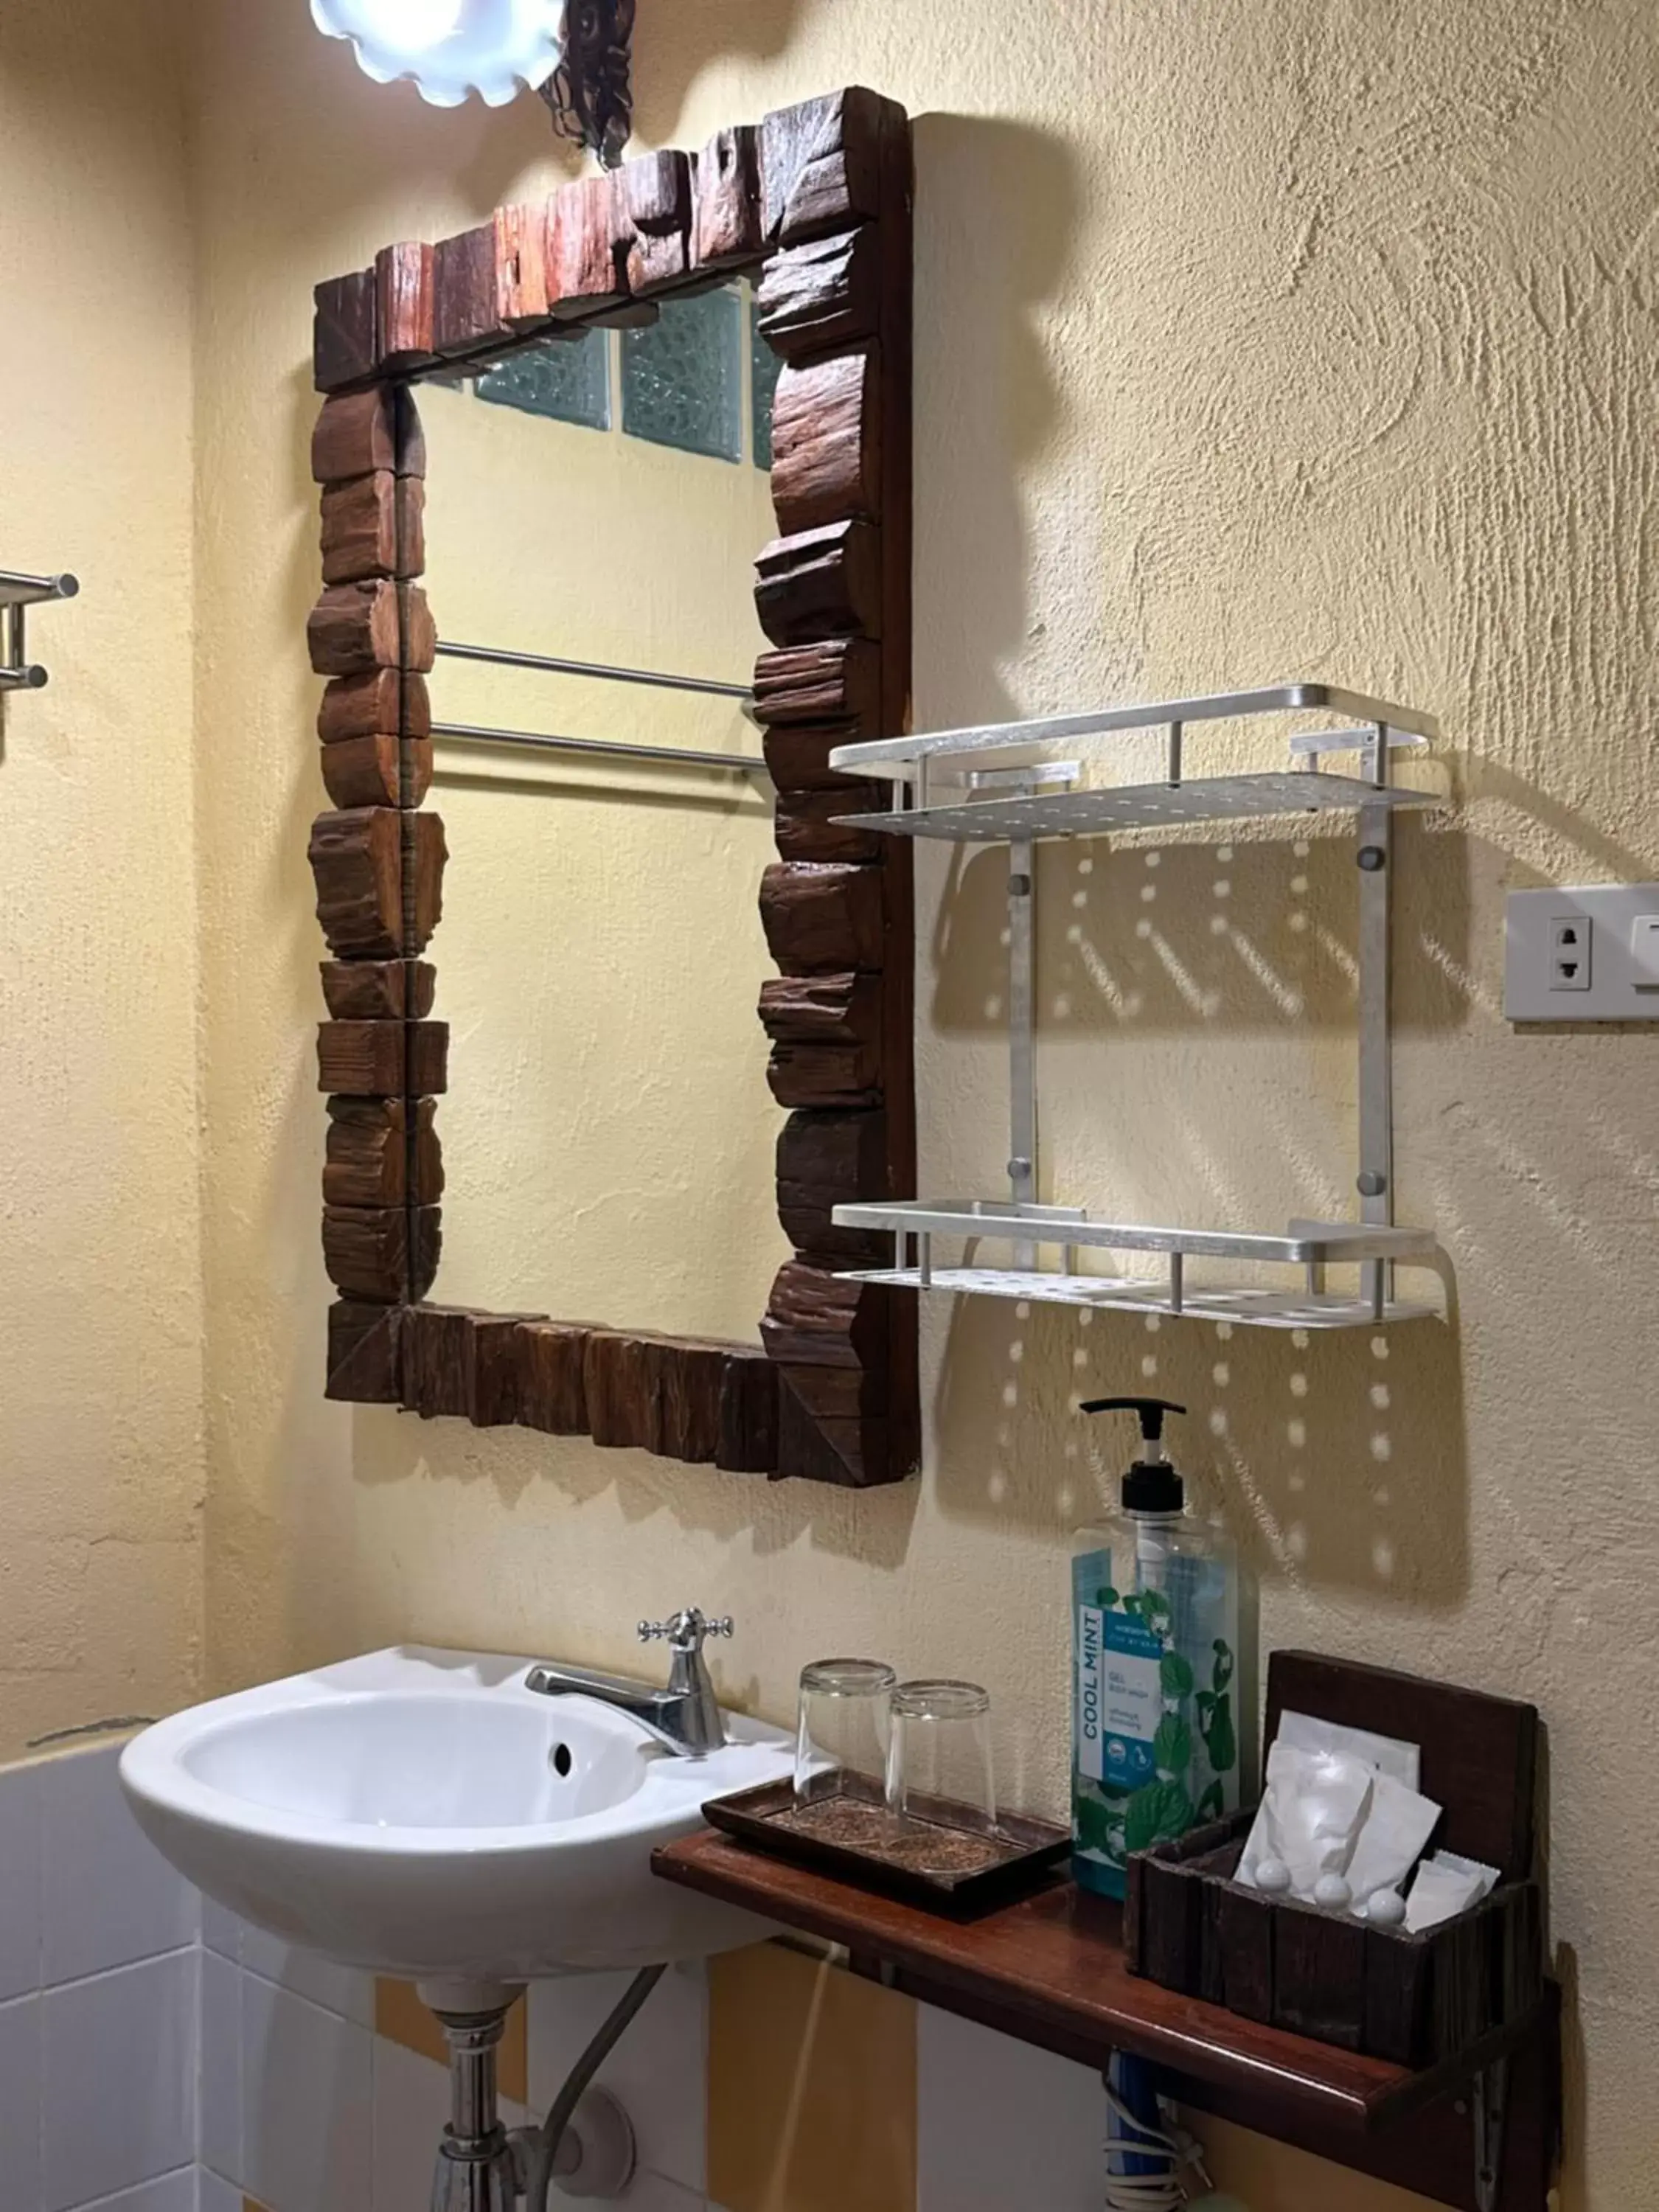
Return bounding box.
[310,0,565,108]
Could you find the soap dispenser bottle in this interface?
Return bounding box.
[1071,1396,1239,1899]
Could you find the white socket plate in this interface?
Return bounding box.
[1505,883,1659,1021]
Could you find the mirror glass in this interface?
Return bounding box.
[418,285,787,1343]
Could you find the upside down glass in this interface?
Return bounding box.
[793,1658,897,1808]
[885,1679,998,1844]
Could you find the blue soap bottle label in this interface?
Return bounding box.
[1071,1543,1239,1900]
[1099,1607,1163,1787]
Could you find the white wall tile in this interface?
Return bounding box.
[242,1975,372,2212]
[917,2006,1105,2212]
[41,1747,198,1986]
[0,1762,43,2003]
[197,1950,241,2188]
[69,2171,195,2211]
[527,1962,706,2192]
[237,1927,372,2025]
[197,1894,240,1963]
[0,1994,42,2212]
[41,1952,195,2212]
[194,2170,242,2212]
[619,2177,704,2211]
[371,2036,451,2212]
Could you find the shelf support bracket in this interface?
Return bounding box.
[1473,2054,1509,2212]
[1008,811,1038,1268]
[1356,721,1395,1318]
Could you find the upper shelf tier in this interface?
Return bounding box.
[829,681,1441,775]
[828,680,1441,843]
[836,770,1435,844]
[830,1200,1439,1265]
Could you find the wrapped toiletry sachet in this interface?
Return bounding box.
[1405,1848,1501,1932]
[1234,1719,1443,1917]
[1275,1708,1422,1792]
[1236,1741,1373,1896]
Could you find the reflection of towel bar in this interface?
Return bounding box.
[436,638,751,703]
[0,569,78,692]
[431,720,770,779]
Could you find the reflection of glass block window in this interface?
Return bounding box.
[622,288,742,462]
[478,330,611,430]
[751,310,783,470]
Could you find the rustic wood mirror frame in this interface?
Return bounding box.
[305,88,918,1489]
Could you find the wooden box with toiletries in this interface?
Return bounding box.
[1123,1651,1545,2068]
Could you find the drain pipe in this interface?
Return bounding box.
[428,1966,665,2211]
[431,2008,520,2212]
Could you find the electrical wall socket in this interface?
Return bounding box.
[1506,884,1659,1021]
[1548,916,1590,990]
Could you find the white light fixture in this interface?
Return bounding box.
[311,0,566,109]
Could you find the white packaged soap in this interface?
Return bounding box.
[1236,1741,1372,1897]
[1405,1848,1501,1933]
[1345,1769,1442,1914]
[1276,1708,1422,1792]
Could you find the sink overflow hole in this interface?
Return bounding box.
[552,1742,573,1778]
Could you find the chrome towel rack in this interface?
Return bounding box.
[0,570,79,692]
[431,636,768,779]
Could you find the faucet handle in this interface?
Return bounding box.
[639,1607,735,1652]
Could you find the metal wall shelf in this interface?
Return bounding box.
[838,770,1434,844]
[826,681,1446,1335]
[827,681,1440,773]
[831,1203,1440,1329]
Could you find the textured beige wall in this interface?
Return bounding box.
[181,2,1658,2205]
[0,0,204,1758]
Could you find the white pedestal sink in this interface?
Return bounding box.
[119,1644,792,2011]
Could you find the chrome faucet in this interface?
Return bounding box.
[525,1607,735,1758]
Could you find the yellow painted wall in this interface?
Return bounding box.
[191,5,1659,2204]
[3,0,1655,2202]
[0,0,204,1755]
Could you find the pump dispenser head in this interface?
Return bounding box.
[1079,1395,1189,1514]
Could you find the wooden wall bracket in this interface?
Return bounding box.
[309,90,918,1487]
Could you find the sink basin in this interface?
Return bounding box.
[120,1645,792,2003]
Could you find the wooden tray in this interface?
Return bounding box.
[702,1778,1069,1912]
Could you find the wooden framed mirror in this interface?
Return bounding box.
[306,88,918,1489]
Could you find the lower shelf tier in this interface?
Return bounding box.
[652,1829,1558,2210]
[829,1201,1442,1329]
[835,1263,1439,1330]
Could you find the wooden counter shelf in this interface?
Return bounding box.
[653,1828,1559,2211]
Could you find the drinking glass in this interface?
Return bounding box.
[793,1658,897,1808]
[885,1679,998,1840]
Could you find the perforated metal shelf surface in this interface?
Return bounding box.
[831,1200,1437,1265]
[838,1265,1439,1331]
[838,771,1436,844]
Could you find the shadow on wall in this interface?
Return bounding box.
[630,0,804,145]
[932,1292,1470,1610]
[909,111,1085,732]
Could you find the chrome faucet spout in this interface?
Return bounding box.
[526,1607,734,1758]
